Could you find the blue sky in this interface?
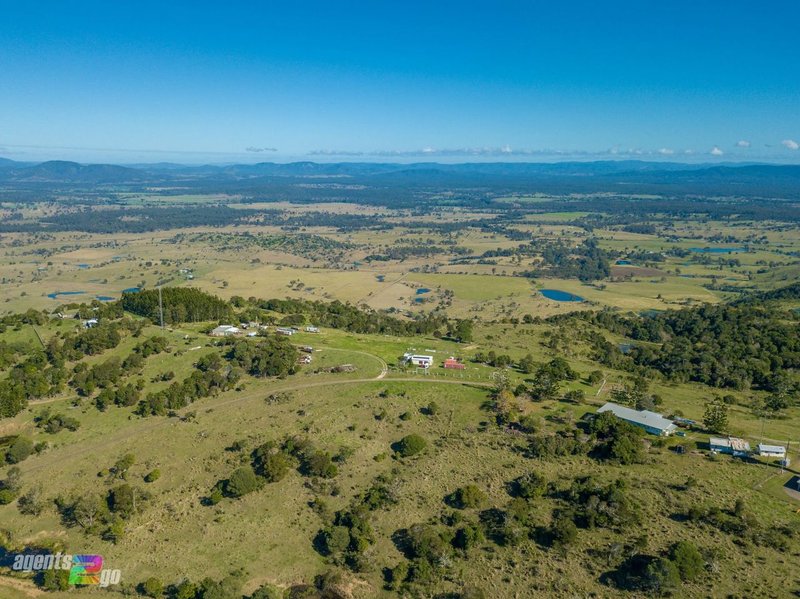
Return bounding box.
[1,0,799,163]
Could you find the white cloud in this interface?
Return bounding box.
[736,140,751,148]
[245,146,277,152]
[782,139,799,150]
[710,146,724,156]
[657,148,674,155]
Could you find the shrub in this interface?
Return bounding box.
[251,583,283,599]
[225,466,262,498]
[511,472,547,499]
[395,434,427,457]
[645,557,680,594]
[549,513,578,550]
[304,451,338,479]
[669,541,705,581]
[144,469,161,483]
[447,485,487,509]
[5,436,34,464]
[140,577,164,597]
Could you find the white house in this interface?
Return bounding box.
[407,354,434,368]
[276,327,296,336]
[757,444,786,458]
[305,326,320,333]
[83,318,99,329]
[210,325,240,337]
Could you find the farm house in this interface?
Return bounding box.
[406,354,433,368]
[210,325,240,337]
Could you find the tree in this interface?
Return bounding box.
[108,484,137,518]
[140,577,164,598]
[644,557,680,595]
[303,451,338,478]
[512,472,547,499]
[703,400,729,433]
[144,469,161,483]
[447,485,487,509]
[35,569,70,591]
[225,466,262,498]
[252,447,290,483]
[518,353,536,374]
[669,541,705,581]
[587,370,604,385]
[18,485,45,516]
[395,434,427,457]
[549,513,578,552]
[452,320,473,343]
[563,389,585,403]
[5,436,34,464]
[111,453,136,480]
[251,583,283,599]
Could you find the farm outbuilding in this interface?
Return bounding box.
[443,357,465,370]
[710,437,751,457]
[596,402,677,436]
[757,444,786,458]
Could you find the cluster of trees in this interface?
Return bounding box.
[259,297,450,337]
[58,321,126,357]
[4,205,256,234]
[366,244,468,262]
[685,497,799,551]
[315,474,399,576]
[226,337,299,378]
[609,377,662,412]
[0,340,21,369]
[209,436,343,504]
[96,382,143,410]
[604,539,706,594]
[580,291,800,393]
[588,412,646,464]
[1,351,67,417]
[136,352,239,416]
[56,483,145,544]
[71,357,123,396]
[34,409,80,434]
[121,287,234,325]
[520,238,611,282]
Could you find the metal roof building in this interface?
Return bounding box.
[757,443,786,458]
[710,437,751,456]
[596,402,678,436]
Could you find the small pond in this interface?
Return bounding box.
[47,291,86,300]
[689,247,744,254]
[540,289,584,302]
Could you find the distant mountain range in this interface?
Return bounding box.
[0,157,799,198]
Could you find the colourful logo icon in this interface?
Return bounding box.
[68,555,104,585]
